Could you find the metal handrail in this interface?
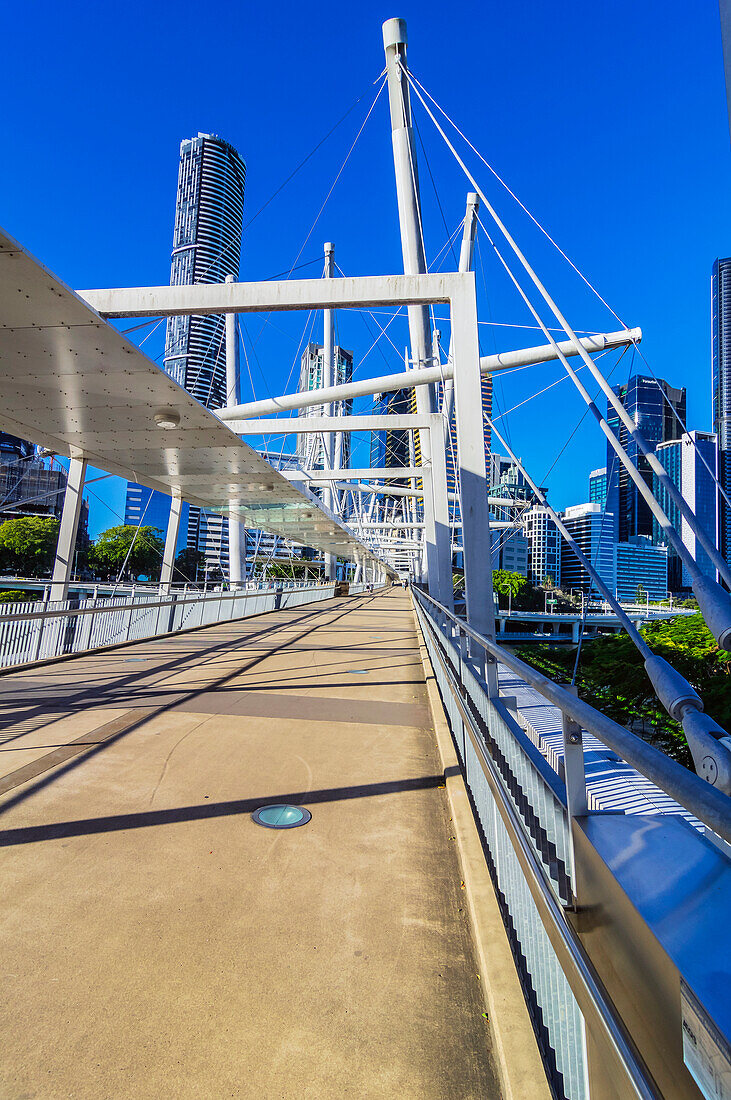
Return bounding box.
[0,583,338,626]
[413,586,731,846]
[415,599,659,1099]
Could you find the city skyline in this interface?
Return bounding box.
[2,1,729,537]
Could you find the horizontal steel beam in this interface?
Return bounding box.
[219,328,642,420]
[78,272,463,318]
[283,466,424,481]
[231,415,430,434]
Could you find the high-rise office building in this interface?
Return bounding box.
[588,468,608,509]
[614,538,668,602]
[605,375,685,542]
[126,133,246,581]
[441,374,492,493]
[369,389,413,524]
[653,431,719,590]
[560,503,615,598]
[296,342,353,470]
[712,257,731,567]
[489,454,535,523]
[490,528,529,576]
[0,433,89,552]
[163,133,246,404]
[123,485,184,538]
[524,506,561,586]
[370,389,412,477]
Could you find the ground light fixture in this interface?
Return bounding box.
[251,804,312,829]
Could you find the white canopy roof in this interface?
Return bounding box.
[0,228,387,570]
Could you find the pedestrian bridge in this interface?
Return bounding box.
[496,607,687,644]
[1,584,729,1100]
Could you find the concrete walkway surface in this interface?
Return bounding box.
[0,588,501,1099]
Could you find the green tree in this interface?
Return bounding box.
[518,613,730,769]
[0,516,60,576]
[542,574,555,589]
[88,525,163,581]
[492,569,528,607]
[636,584,647,602]
[173,547,205,583]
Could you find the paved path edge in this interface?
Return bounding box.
[412,601,552,1100]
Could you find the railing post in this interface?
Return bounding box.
[562,684,588,917]
[561,685,588,820]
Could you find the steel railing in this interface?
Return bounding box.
[412,586,731,1100]
[0,582,340,671]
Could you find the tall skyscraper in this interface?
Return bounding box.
[605,375,686,542]
[653,431,719,590]
[125,133,246,581]
[614,538,668,602]
[296,342,353,470]
[524,506,561,586]
[0,434,88,540]
[560,503,615,598]
[441,374,492,493]
[124,485,176,535]
[163,133,246,403]
[712,257,731,567]
[371,390,413,473]
[588,468,607,509]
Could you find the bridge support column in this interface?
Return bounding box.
[450,278,497,689]
[225,274,244,587]
[383,19,440,595]
[323,244,338,583]
[50,454,87,604]
[572,621,581,644]
[160,490,183,594]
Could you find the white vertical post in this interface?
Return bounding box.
[160,490,183,593]
[323,243,337,582]
[225,273,243,587]
[383,17,440,593]
[428,414,453,611]
[451,277,497,684]
[443,193,480,430]
[50,454,87,603]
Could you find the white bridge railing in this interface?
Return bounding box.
[0,582,338,671]
[413,586,731,1100]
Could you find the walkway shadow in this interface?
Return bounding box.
[0,772,456,847]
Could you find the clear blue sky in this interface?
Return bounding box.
[2,0,729,535]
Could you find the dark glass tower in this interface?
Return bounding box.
[712,257,731,566]
[605,375,686,543]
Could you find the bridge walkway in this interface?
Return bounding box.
[0,588,502,1099]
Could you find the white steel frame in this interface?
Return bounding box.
[81,271,495,640]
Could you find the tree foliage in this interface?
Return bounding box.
[518,613,730,769]
[0,516,60,576]
[492,570,528,601]
[173,548,205,583]
[264,560,322,580]
[88,525,163,580]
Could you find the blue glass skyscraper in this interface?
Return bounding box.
[712,257,731,567]
[653,431,719,590]
[605,375,685,543]
[588,468,607,509]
